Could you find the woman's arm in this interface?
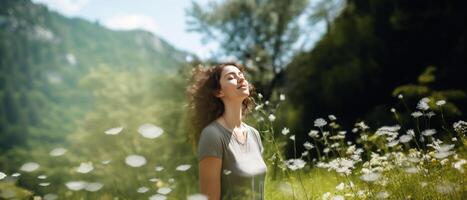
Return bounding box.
[199,156,222,200]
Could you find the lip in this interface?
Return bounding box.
[237,84,248,89]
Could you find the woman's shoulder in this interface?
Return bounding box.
[200,120,225,140]
[201,121,219,134]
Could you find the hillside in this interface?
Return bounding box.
[0,0,191,152]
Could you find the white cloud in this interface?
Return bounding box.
[103,14,158,34]
[32,0,89,16]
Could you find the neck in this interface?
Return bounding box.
[221,98,243,129]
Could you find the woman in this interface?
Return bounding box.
[186,62,268,200]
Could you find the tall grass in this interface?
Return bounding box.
[0,92,466,200]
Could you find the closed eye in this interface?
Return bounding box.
[225,72,244,80]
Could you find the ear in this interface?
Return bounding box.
[214,89,224,98]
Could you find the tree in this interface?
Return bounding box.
[307,0,346,33]
[186,0,309,100]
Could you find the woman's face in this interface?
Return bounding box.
[215,65,250,100]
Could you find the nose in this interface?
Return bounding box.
[238,76,246,84]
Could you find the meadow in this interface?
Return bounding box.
[1,92,465,200]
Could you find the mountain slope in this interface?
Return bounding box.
[0,0,191,152]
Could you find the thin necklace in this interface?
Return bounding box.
[222,116,247,145]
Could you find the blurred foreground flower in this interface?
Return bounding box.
[175,164,191,171]
[76,162,94,173]
[49,147,67,157]
[138,123,164,139]
[187,193,208,200]
[20,162,40,172]
[0,172,6,180]
[104,126,123,135]
[125,155,147,167]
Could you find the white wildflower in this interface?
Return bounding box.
[422,129,436,136]
[125,155,147,167]
[43,193,58,200]
[157,187,172,195]
[332,195,344,200]
[407,129,415,136]
[336,182,345,190]
[314,118,327,127]
[436,100,446,106]
[453,120,467,134]
[404,167,418,174]
[328,115,337,121]
[420,182,428,187]
[388,140,399,147]
[399,135,412,143]
[187,194,208,200]
[308,130,319,138]
[411,111,423,118]
[175,164,191,171]
[327,158,356,175]
[76,162,93,174]
[355,121,369,130]
[138,123,164,139]
[268,114,276,122]
[65,181,87,191]
[425,111,436,118]
[105,126,123,135]
[330,135,345,140]
[0,172,6,180]
[85,182,103,192]
[20,162,40,172]
[149,194,167,200]
[279,94,285,101]
[303,142,314,150]
[281,127,290,135]
[322,192,331,200]
[285,159,306,171]
[254,104,264,111]
[49,148,67,157]
[346,145,356,155]
[257,116,264,122]
[453,159,466,173]
[289,135,295,141]
[137,186,149,193]
[155,166,164,171]
[360,172,380,182]
[417,98,430,111]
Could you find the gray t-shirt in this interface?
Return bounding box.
[198,120,268,200]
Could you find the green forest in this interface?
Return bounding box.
[0,0,466,199]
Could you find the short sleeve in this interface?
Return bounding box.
[252,127,264,154]
[197,126,223,162]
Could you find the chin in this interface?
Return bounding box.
[238,91,249,98]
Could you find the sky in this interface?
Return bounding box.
[31,0,325,61]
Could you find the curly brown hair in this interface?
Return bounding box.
[185,62,256,150]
